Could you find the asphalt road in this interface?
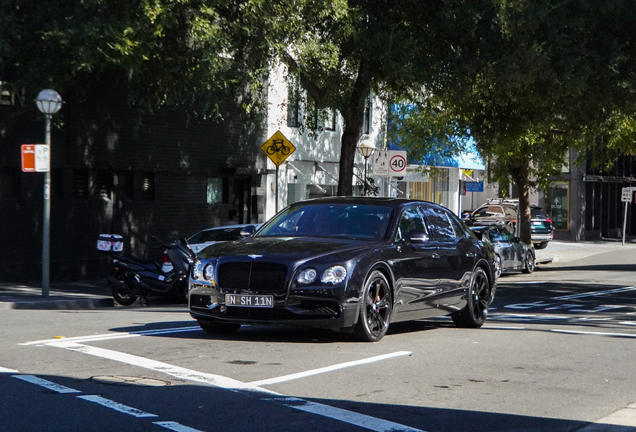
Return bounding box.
[2,243,636,432]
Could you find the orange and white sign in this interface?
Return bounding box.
[21,144,49,172]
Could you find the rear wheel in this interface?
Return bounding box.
[197,320,242,334]
[535,241,549,250]
[522,250,535,274]
[452,268,490,328]
[354,270,393,342]
[112,285,137,306]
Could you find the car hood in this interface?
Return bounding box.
[198,236,374,262]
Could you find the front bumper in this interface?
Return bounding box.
[188,285,359,330]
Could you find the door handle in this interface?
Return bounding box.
[466,252,477,258]
[432,253,440,259]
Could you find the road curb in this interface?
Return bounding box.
[0,297,114,310]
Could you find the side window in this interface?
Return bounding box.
[421,206,456,240]
[504,207,517,217]
[396,206,426,242]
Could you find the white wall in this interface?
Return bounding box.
[264,59,386,220]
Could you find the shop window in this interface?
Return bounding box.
[207,177,223,204]
[546,181,570,230]
[94,170,112,200]
[72,169,88,200]
[116,171,134,201]
[142,172,155,201]
[322,109,337,131]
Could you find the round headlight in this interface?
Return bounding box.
[203,263,215,281]
[297,268,317,284]
[321,265,347,284]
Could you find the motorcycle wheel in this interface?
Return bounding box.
[112,284,138,306]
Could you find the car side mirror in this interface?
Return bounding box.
[405,229,429,246]
[240,225,257,237]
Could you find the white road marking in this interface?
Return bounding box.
[552,329,636,338]
[0,366,18,373]
[48,341,425,432]
[274,396,426,432]
[154,421,206,432]
[77,395,157,418]
[247,351,412,386]
[13,375,81,393]
[552,286,636,300]
[20,326,202,346]
[52,341,258,391]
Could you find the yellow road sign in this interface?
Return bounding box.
[261,131,296,166]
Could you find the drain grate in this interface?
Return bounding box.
[90,375,172,387]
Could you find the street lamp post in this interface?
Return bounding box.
[35,89,63,298]
[357,140,376,196]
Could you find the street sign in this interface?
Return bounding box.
[21,144,50,172]
[372,150,389,176]
[621,187,634,203]
[466,181,484,193]
[260,131,296,167]
[389,150,407,177]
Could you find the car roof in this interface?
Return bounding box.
[291,196,441,209]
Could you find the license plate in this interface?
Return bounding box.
[225,294,274,308]
[532,221,543,225]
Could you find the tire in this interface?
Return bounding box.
[452,267,490,328]
[493,254,502,278]
[354,270,393,342]
[535,241,549,250]
[522,250,535,274]
[197,320,242,334]
[112,284,137,306]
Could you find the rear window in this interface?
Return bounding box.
[531,207,548,219]
[189,227,244,244]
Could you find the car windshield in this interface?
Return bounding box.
[258,203,394,240]
[188,227,245,244]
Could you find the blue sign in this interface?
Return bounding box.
[466,181,484,192]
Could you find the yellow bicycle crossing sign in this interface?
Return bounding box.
[261,130,296,166]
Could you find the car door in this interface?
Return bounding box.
[420,205,476,310]
[388,206,440,319]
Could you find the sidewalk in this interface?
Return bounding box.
[1,240,634,310]
[0,280,113,310]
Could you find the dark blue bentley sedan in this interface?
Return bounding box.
[189,197,497,342]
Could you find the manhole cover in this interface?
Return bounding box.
[91,375,172,387]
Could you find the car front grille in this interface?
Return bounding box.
[217,262,288,294]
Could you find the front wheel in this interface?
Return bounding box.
[522,250,535,274]
[112,284,137,306]
[452,267,490,328]
[354,270,393,342]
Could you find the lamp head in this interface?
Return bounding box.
[36,89,63,115]
[357,139,376,158]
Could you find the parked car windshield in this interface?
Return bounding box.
[188,227,245,244]
[258,203,394,240]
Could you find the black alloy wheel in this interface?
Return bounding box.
[354,270,393,342]
[197,320,242,334]
[452,267,490,328]
[112,285,137,306]
[522,250,535,274]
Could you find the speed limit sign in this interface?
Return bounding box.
[389,150,407,176]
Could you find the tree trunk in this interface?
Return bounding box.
[512,162,532,246]
[337,63,372,196]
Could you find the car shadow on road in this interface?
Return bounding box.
[536,263,636,272]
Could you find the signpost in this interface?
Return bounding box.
[621,187,635,246]
[261,131,296,212]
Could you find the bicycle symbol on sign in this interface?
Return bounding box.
[266,138,291,156]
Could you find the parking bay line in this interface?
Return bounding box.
[247,351,412,386]
[47,341,425,432]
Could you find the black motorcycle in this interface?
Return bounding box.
[98,235,195,306]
